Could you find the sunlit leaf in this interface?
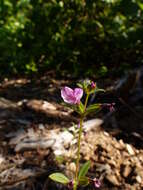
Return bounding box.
[49,173,70,184]
[77,83,83,88]
[78,102,84,114]
[137,1,143,10]
[86,104,101,115]
[78,161,90,179]
[78,176,89,186]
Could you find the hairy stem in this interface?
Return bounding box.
[74,94,89,190]
[75,117,83,181]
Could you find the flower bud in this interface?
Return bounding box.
[109,103,115,112]
[68,180,74,189]
[93,178,101,188]
[91,81,96,89]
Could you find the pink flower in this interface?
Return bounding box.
[61,86,83,104]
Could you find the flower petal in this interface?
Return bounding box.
[61,87,75,104]
[74,88,83,103]
[63,87,73,96]
[61,87,83,104]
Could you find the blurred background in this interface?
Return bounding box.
[0,0,143,78]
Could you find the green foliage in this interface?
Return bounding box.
[78,176,89,186]
[78,161,90,180]
[86,104,101,115]
[78,102,85,114]
[0,0,143,76]
[49,172,70,184]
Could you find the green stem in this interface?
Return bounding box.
[73,184,76,190]
[84,93,89,112]
[75,117,83,181]
[74,93,89,190]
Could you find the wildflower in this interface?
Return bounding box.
[61,86,83,104]
[93,178,101,188]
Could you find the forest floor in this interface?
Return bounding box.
[0,71,143,190]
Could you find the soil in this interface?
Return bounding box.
[0,71,143,190]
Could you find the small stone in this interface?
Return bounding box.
[83,119,103,132]
[2,141,7,146]
[136,175,142,183]
[103,132,109,136]
[108,159,117,167]
[100,156,105,162]
[41,160,47,167]
[0,155,4,164]
[122,165,132,178]
[54,149,64,156]
[42,101,56,110]
[38,123,45,130]
[126,144,135,155]
[68,162,76,172]
[106,173,120,186]
[119,139,125,148]
[60,131,73,146]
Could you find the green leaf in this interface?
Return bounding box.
[86,104,101,115]
[137,1,143,10]
[78,161,90,179]
[49,173,70,184]
[95,20,103,29]
[89,88,105,95]
[63,102,84,115]
[55,156,64,164]
[77,83,83,88]
[78,102,84,114]
[78,176,89,186]
[62,103,80,114]
[95,88,105,93]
